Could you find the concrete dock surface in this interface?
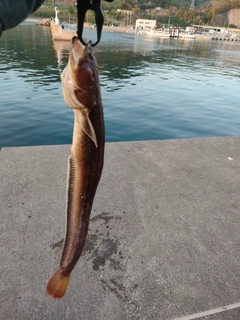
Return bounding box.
[0,137,240,320]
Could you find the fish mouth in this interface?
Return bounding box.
[71,36,93,66]
[68,36,97,91]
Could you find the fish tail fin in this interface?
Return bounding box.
[46,270,70,299]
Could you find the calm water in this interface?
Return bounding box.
[0,22,240,148]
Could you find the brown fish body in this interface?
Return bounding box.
[46,37,104,298]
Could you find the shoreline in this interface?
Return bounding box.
[25,17,41,23]
[25,16,129,34]
[26,15,240,36]
[25,17,240,40]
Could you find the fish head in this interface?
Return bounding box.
[70,37,98,107]
[61,37,99,111]
[61,37,101,147]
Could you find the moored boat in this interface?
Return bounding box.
[145,29,170,37]
[179,32,196,39]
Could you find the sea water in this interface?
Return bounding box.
[0,22,239,148]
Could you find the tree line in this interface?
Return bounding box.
[37,0,240,27]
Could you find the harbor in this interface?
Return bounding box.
[50,19,240,42]
[45,8,240,42]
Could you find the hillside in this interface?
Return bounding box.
[101,0,240,26]
[42,0,240,27]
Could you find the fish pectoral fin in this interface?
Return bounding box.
[77,111,98,148]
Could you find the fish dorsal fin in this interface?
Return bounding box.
[77,111,98,148]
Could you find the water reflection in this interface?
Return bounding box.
[53,40,70,69]
[98,33,240,85]
[50,30,240,85]
[0,23,62,83]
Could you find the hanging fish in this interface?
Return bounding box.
[46,37,105,299]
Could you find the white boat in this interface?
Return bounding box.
[179,26,197,39]
[145,29,170,38]
[179,32,196,39]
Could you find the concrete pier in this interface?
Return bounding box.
[50,20,76,41]
[1,137,240,319]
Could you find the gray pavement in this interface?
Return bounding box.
[0,137,240,320]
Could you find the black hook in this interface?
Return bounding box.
[76,0,104,47]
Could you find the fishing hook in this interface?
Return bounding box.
[76,0,114,47]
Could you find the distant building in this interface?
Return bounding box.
[117,9,133,15]
[136,19,156,30]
